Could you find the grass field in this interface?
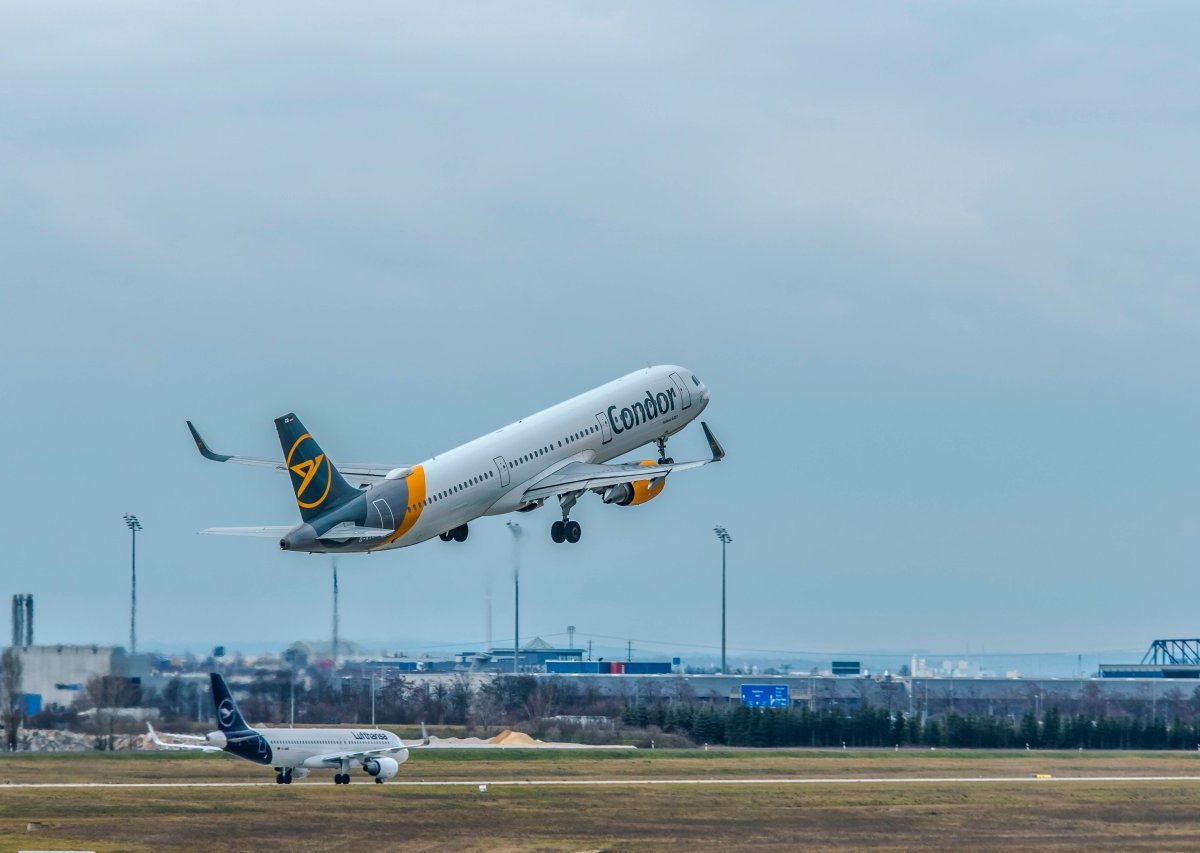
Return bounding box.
[3,749,1200,851]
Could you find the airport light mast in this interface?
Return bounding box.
[123,514,142,655]
[507,521,522,674]
[714,526,732,674]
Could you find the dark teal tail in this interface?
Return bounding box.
[275,413,360,523]
[210,673,250,733]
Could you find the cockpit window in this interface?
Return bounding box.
[691,374,701,386]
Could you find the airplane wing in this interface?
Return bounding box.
[308,745,411,765]
[146,723,223,752]
[520,421,725,502]
[310,725,433,765]
[187,421,404,484]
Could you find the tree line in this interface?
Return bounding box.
[622,702,1200,750]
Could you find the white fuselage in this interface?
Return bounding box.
[251,726,407,770]
[365,364,709,550]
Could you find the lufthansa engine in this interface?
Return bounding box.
[601,461,666,506]
[362,755,402,780]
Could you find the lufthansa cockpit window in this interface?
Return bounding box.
[692,374,701,386]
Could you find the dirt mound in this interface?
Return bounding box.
[488,729,541,746]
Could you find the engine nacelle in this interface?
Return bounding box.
[290,768,310,780]
[362,755,402,780]
[601,461,666,507]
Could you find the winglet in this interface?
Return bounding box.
[701,422,725,461]
[187,421,231,462]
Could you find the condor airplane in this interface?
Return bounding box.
[148,673,414,784]
[188,365,723,551]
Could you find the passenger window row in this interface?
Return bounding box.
[411,423,602,513]
[411,469,495,512]
[512,425,600,470]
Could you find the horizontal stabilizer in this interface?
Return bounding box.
[317,523,394,540]
[201,526,294,537]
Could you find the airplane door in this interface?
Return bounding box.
[669,372,692,410]
[494,456,511,488]
[372,499,395,530]
[596,411,612,444]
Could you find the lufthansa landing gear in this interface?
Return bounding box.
[334,772,351,785]
[275,769,293,785]
[439,523,468,542]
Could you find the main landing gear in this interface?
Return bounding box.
[656,435,674,465]
[439,523,468,542]
[275,769,293,785]
[551,519,581,544]
[551,491,583,544]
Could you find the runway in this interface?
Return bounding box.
[6,775,1200,789]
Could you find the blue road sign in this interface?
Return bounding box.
[740,684,789,708]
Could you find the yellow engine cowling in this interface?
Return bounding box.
[602,460,666,506]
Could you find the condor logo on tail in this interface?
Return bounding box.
[274,414,361,524]
[287,435,330,508]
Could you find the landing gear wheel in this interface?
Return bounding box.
[551,520,565,543]
[275,771,285,784]
[452,524,468,542]
[335,773,350,785]
[375,777,384,784]
[284,774,293,785]
[655,435,671,466]
[565,520,581,543]
[439,531,452,542]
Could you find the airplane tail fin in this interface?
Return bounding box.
[210,672,252,733]
[275,413,361,523]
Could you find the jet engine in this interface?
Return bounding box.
[601,461,666,506]
[290,768,310,780]
[362,755,402,780]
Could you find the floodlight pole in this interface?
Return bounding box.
[507,522,522,674]
[123,514,142,655]
[714,527,732,674]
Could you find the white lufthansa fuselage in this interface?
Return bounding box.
[364,364,710,550]
[248,726,407,770]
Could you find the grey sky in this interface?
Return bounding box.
[1,3,1197,660]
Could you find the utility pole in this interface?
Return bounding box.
[123,514,142,655]
[507,522,522,674]
[714,527,732,674]
[332,560,339,670]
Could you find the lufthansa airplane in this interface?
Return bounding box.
[148,673,414,784]
[188,365,723,551]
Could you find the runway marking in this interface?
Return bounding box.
[5,776,1200,789]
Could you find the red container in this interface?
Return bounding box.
[610,661,625,674]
